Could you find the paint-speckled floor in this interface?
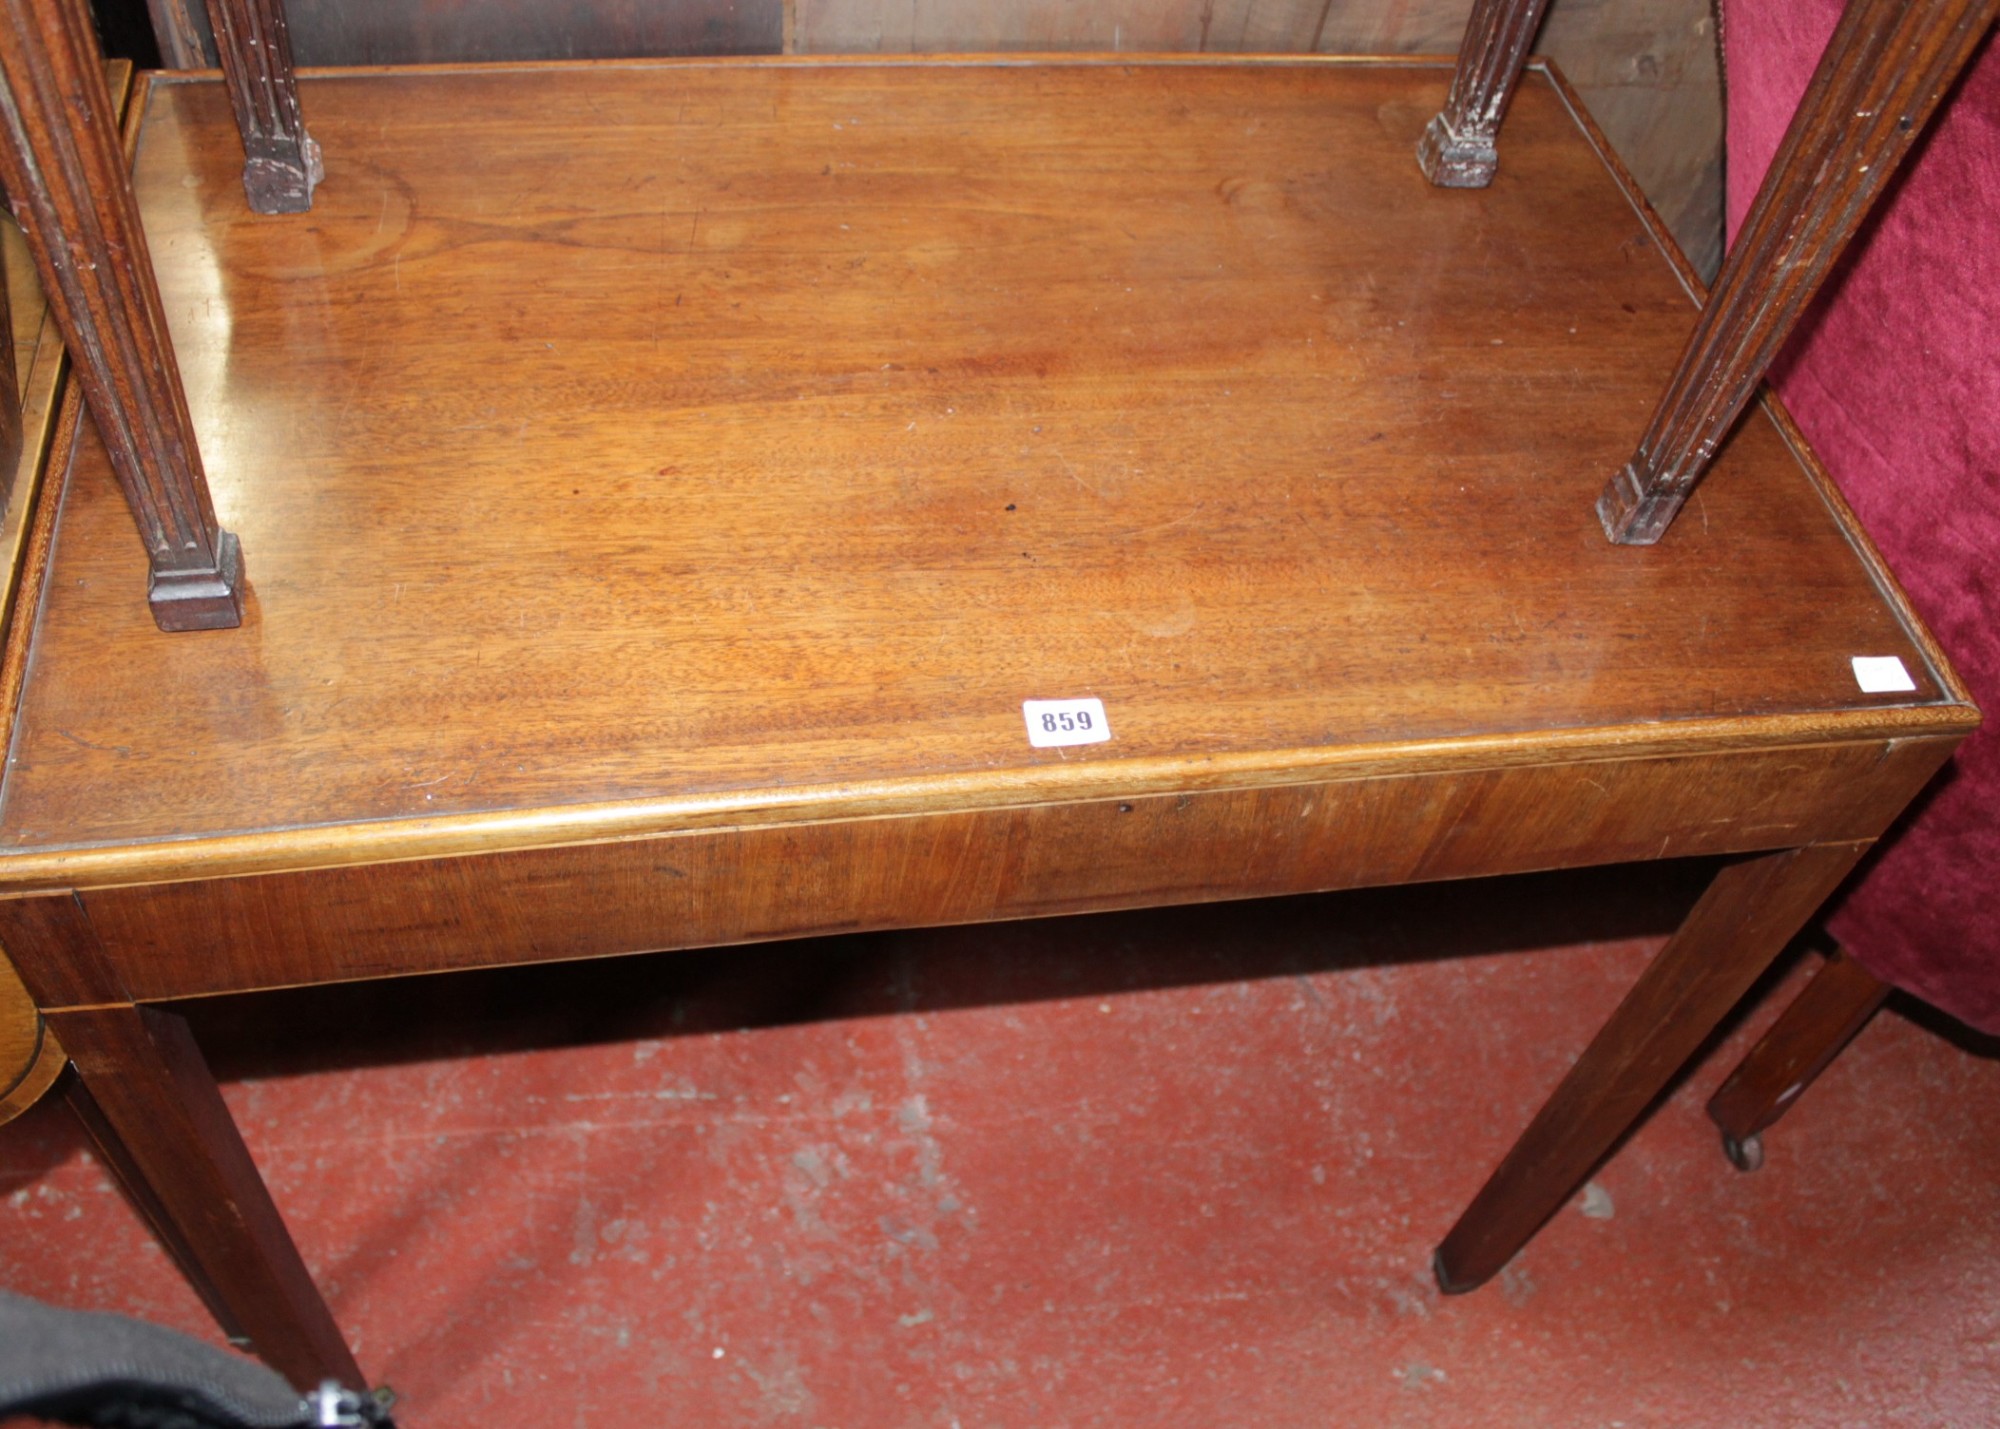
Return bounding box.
[3,863,1997,1427]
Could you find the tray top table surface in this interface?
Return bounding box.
[0,57,1964,889]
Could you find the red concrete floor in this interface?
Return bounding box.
[3,863,1997,1427]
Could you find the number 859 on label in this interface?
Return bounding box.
[1022,698,1112,748]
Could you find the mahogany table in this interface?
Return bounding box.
[0,49,1978,1394]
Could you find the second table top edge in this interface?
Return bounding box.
[0,683,1972,895]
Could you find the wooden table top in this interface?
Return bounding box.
[0,57,1966,891]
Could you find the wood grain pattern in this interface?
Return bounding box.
[0,0,243,630]
[792,0,1724,277]
[150,0,1721,274]
[1597,0,2000,544]
[0,892,126,1008]
[0,951,61,1122]
[1706,945,1891,1148]
[0,60,1961,890]
[49,1003,365,1390]
[23,736,1952,1005]
[1434,838,1880,1291]
[202,0,321,213]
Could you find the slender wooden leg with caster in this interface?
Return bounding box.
[1596,0,2000,545]
[202,0,322,213]
[0,0,246,631]
[1417,0,1554,187]
[45,1003,364,1393]
[1706,947,1890,1172]
[1433,842,1870,1294]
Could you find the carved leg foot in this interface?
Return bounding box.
[205,0,322,215]
[244,132,323,215]
[1418,0,1554,190]
[1416,114,1497,189]
[150,526,245,631]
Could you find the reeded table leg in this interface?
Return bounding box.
[0,0,245,630]
[1597,0,2000,544]
[203,0,321,213]
[1706,946,1889,1172]
[47,1003,363,1392]
[1417,0,1554,187]
[1434,842,1869,1293]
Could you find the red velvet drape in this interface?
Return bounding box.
[1721,1,2000,1032]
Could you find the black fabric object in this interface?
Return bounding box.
[0,1291,389,1428]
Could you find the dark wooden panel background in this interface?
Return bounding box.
[144,0,1720,274]
[142,0,783,64]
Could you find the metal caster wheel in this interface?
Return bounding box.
[1722,1130,1764,1172]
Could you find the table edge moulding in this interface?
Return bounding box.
[0,0,1988,1401]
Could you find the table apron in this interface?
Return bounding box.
[7,735,1954,1006]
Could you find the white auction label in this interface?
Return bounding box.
[1023,698,1111,748]
[1851,655,1916,694]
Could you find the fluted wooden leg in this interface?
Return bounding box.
[47,1004,362,1392]
[1706,946,1889,1171]
[0,0,245,630]
[1598,0,2000,544]
[145,0,210,69]
[1417,0,1555,188]
[204,0,321,214]
[1434,842,1869,1293]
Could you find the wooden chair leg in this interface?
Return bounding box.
[0,0,245,631]
[45,1003,364,1393]
[201,0,321,214]
[1433,842,1868,1293]
[145,0,212,70]
[1597,0,2000,545]
[1705,946,1890,1172]
[1417,0,1555,187]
